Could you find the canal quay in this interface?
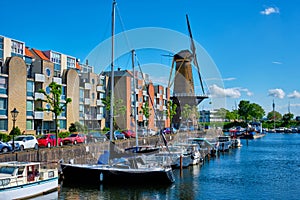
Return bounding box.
[1,132,299,200]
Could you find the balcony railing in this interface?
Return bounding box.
[52,77,62,85]
[35,92,44,100]
[35,74,45,82]
[34,111,44,119]
[85,83,92,90]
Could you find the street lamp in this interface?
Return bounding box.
[11,108,19,151]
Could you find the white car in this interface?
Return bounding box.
[9,135,39,151]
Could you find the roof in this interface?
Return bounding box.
[32,48,50,61]
[25,47,34,58]
[76,62,81,70]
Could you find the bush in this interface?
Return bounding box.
[102,127,110,132]
[9,126,21,136]
[0,133,11,142]
[59,131,70,139]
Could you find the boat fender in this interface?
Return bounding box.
[100,173,104,182]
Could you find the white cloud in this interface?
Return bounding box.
[291,103,300,107]
[206,77,236,81]
[260,7,280,15]
[149,76,168,86]
[272,61,282,65]
[240,88,253,96]
[208,84,252,98]
[268,88,285,99]
[288,90,300,99]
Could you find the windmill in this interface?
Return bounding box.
[167,14,208,128]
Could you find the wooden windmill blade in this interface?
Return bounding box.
[186,14,205,95]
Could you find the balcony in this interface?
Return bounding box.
[34,111,44,119]
[143,90,148,96]
[35,74,45,82]
[85,83,92,90]
[84,98,90,105]
[97,114,104,120]
[52,77,62,85]
[96,99,104,106]
[96,86,105,92]
[35,92,44,100]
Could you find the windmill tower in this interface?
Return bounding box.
[168,15,208,128]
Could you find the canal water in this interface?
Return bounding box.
[41,133,300,200]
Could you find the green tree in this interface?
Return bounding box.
[267,111,282,121]
[181,104,191,125]
[238,100,251,121]
[227,110,238,121]
[140,101,151,133]
[248,103,265,121]
[191,105,200,128]
[69,121,85,133]
[215,108,228,120]
[238,100,265,122]
[282,113,294,126]
[165,100,177,133]
[101,92,126,129]
[37,82,72,147]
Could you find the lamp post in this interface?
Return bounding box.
[11,108,19,152]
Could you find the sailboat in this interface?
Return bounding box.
[60,0,175,185]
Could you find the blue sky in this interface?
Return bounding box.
[2,0,300,117]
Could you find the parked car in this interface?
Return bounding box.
[8,135,39,151]
[147,129,157,136]
[0,141,13,153]
[121,130,136,138]
[105,131,126,140]
[86,132,107,143]
[37,134,63,147]
[63,133,86,145]
[137,129,148,137]
[179,125,188,132]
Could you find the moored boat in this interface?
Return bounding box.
[0,161,59,200]
[61,156,175,185]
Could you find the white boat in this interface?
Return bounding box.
[215,136,232,152]
[0,161,59,200]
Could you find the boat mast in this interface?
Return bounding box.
[109,0,116,141]
[132,49,138,147]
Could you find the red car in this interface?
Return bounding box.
[37,134,63,147]
[63,133,86,145]
[121,130,136,138]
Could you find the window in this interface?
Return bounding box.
[0,77,7,95]
[92,79,95,85]
[0,37,3,60]
[80,89,84,102]
[92,93,95,100]
[0,98,7,115]
[0,119,7,131]
[46,103,51,111]
[26,120,33,130]
[26,81,34,97]
[67,57,75,69]
[46,86,51,94]
[11,40,24,56]
[59,120,66,129]
[26,100,34,117]
[45,68,51,77]
[61,86,66,100]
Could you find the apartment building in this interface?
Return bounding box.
[103,69,170,131]
[0,34,171,135]
[0,35,108,134]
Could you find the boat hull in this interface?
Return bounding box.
[61,163,175,185]
[0,177,58,200]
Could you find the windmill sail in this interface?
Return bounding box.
[186,14,205,95]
